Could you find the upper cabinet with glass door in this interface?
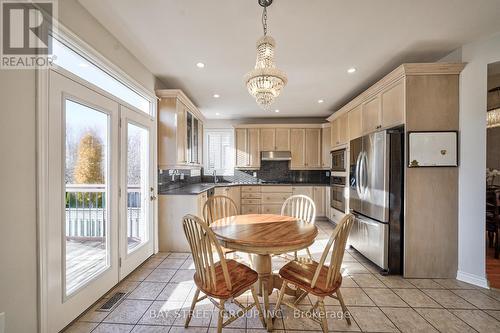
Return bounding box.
[156,89,205,169]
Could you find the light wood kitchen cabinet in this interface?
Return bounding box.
[215,186,241,213]
[313,186,326,217]
[348,105,362,140]
[322,126,331,169]
[241,205,261,214]
[338,114,349,144]
[305,128,322,168]
[157,89,205,169]
[197,192,208,216]
[248,128,260,168]
[235,128,260,169]
[290,129,305,169]
[381,79,405,128]
[235,125,324,170]
[260,128,275,151]
[325,186,331,220]
[175,105,187,164]
[241,186,261,214]
[260,128,290,151]
[331,113,349,147]
[362,95,382,134]
[275,128,290,150]
[292,186,313,198]
[235,128,248,168]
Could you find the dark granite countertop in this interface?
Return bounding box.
[160,182,330,195]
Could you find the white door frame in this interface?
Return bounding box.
[37,62,157,332]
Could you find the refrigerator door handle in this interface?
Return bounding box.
[361,152,368,195]
[355,152,363,197]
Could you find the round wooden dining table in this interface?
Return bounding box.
[210,213,318,331]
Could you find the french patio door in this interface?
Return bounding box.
[119,105,155,278]
[46,69,154,332]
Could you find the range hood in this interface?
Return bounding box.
[261,151,292,161]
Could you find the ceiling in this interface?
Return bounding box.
[79,0,500,119]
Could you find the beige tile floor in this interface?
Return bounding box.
[65,220,500,333]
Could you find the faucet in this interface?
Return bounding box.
[213,170,218,184]
[171,169,180,182]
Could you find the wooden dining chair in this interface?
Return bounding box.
[182,214,265,333]
[203,195,239,258]
[281,194,316,260]
[274,214,355,333]
[203,195,239,225]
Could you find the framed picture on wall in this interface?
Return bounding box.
[408,131,458,167]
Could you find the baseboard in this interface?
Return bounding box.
[456,270,489,288]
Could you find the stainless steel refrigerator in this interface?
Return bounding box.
[349,128,404,274]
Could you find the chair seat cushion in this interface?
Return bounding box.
[279,259,342,296]
[194,259,258,299]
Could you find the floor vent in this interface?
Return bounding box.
[96,292,127,312]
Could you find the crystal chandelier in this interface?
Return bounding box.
[244,0,287,110]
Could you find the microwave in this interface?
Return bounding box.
[331,149,346,172]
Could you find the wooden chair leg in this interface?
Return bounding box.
[217,299,226,333]
[317,298,329,333]
[336,289,351,325]
[295,290,309,305]
[306,247,313,261]
[274,282,287,318]
[184,288,200,328]
[250,286,266,327]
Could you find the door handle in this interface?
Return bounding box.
[355,153,362,197]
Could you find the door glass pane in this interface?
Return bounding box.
[65,100,109,295]
[127,123,149,252]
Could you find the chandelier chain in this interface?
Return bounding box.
[262,7,267,36]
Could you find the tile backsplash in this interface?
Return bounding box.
[159,161,329,192]
[158,168,201,193]
[235,161,330,184]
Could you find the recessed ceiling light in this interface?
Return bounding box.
[213,94,220,98]
[275,109,280,113]
[79,63,90,68]
[318,99,324,104]
[347,67,357,74]
[196,62,205,68]
[215,112,220,116]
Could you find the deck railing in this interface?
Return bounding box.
[65,184,143,239]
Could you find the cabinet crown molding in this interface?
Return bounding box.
[156,89,206,122]
[233,123,325,129]
[327,62,466,122]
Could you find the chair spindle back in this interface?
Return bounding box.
[203,195,238,225]
[281,195,316,224]
[311,214,355,289]
[182,214,232,292]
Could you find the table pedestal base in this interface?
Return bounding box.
[252,254,273,331]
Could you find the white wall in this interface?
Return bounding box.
[0,69,38,333]
[452,32,500,287]
[0,1,165,332]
